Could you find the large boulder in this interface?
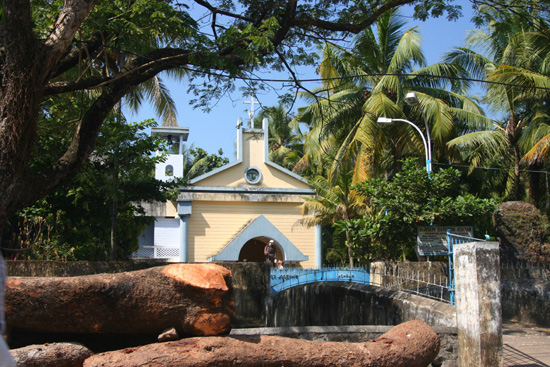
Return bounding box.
[6,264,234,336]
[493,201,550,264]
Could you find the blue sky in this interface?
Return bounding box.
[123,0,477,159]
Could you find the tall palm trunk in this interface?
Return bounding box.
[506,114,522,201]
[345,230,354,268]
[513,144,521,201]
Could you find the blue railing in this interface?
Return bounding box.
[447,230,491,305]
[270,267,370,294]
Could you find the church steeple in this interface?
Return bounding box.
[152,115,189,181]
[151,114,189,155]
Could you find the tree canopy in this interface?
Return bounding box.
[0,0,464,232]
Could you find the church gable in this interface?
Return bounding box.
[190,120,310,190]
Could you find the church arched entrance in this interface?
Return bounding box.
[238,237,283,263]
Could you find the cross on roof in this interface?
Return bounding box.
[243,94,260,125]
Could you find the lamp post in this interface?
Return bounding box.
[377,92,432,174]
[377,116,432,174]
[404,92,432,173]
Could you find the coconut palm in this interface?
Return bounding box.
[295,8,481,183]
[445,10,550,203]
[298,159,367,267]
[257,104,305,170]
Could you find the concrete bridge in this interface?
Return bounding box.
[266,280,456,328]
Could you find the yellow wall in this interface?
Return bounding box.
[188,200,316,268]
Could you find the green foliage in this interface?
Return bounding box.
[5,117,179,261]
[345,158,496,261]
[10,215,77,261]
[185,147,229,179]
[172,145,229,181]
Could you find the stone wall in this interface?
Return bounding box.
[500,262,550,327]
[6,260,165,277]
[501,279,550,326]
[267,282,456,328]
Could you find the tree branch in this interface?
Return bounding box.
[291,0,419,34]
[44,0,100,71]
[49,32,106,80]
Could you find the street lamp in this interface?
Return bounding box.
[405,92,432,173]
[376,116,432,174]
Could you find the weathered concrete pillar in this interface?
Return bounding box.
[454,241,502,367]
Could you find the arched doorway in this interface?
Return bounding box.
[238,237,283,263]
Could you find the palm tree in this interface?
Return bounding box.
[295,8,480,183]
[257,104,305,169]
[298,159,366,267]
[445,10,550,203]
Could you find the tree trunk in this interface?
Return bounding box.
[527,162,542,208]
[6,264,234,336]
[513,143,521,201]
[83,320,440,367]
[11,342,93,367]
[110,157,119,261]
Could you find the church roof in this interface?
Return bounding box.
[187,118,311,191]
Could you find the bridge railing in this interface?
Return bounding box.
[369,265,451,303]
[271,265,453,303]
[270,267,370,294]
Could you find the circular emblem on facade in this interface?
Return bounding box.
[245,167,262,184]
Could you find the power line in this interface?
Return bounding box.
[83,41,550,92]
[433,162,550,175]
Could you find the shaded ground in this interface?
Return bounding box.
[504,322,550,367]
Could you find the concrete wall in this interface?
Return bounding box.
[267,282,456,328]
[454,242,502,367]
[500,262,550,327]
[501,279,550,326]
[373,260,550,328]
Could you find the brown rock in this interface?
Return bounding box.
[83,320,440,367]
[493,201,550,264]
[6,264,234,336]
[11,342,93,367]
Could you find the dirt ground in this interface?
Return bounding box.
[503,322,550,367]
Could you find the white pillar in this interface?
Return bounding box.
[315,224,322,269]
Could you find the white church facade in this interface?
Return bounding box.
[134,116,321,268]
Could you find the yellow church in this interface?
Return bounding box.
[134,116,321,269]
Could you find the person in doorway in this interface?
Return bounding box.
[264,240,276,267]
[277,260,284,270]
